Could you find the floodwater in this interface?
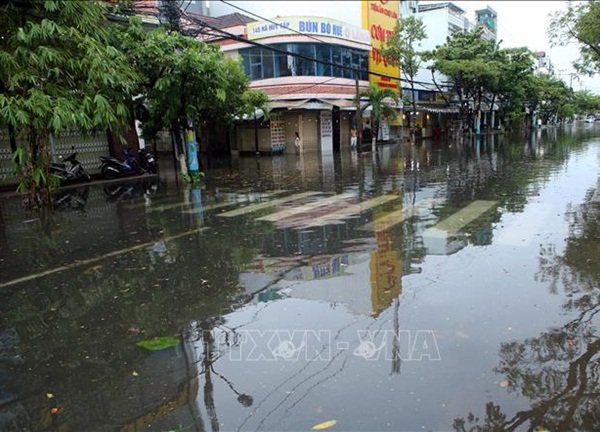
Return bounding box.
[1,125,600,431]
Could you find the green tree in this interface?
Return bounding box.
[549,1,600,75]
[0,0,138,205]
[524,74,574,127]
[489,48,535,129]
[573,90,600,116]
[357,83,398,147]
[113,18,249,167]
[241,90,270,154]
[381,16,427,128]
[424,27,502,133]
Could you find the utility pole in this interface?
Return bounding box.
[355,75,363,154]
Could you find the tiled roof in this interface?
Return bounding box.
[212,12,256,29]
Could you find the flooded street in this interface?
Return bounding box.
[1,126,600,431]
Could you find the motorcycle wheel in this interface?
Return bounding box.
[101,165,117,179]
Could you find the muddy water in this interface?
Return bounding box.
[1,126,599,431]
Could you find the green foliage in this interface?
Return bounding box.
[424,27,503,126]
[358,83,398,141]
[573,90,600,115]
[0,0,138,203]
[524,74,575,124]
[549,1,600,75]
[113,18,250,141]
[136,336,181,351]
[183,170,204,187]
[241,89,270,120]
[492,48,535,127]
[382,16,426,126]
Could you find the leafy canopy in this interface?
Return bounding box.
[549,1,600,75]
[114,18,250,139]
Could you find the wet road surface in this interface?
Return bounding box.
[1,126,600,431]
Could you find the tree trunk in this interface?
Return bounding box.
[254,113,259,155]
[8,124,17,153]
[410,82,417,129]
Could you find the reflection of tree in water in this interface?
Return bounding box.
[453,193,600,431]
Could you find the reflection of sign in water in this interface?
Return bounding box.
[312,255,349,279]
[370,228,401,317]
[379,117,390,141]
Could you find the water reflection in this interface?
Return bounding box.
[1,126,600,431]
[454,187,600,431]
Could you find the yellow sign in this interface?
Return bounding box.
[361,0,401,94]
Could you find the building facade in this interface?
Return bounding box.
[209,15,372,155]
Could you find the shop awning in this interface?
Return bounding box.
[268,99,310,110]
[417,105,460,114]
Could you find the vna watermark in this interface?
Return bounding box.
[220,329,441,362]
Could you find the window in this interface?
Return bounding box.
[331,45,343,78]
[239,43,368,80]
[249,47,263,80]
[296,43,316,76]
[262,48,274,79]
[316,44,331,76]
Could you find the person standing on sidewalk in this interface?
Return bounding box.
[350,127,358,150]
[294,132,303,155]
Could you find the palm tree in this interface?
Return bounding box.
[357,83,399,148]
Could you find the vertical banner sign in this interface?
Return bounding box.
[362,0,401,94]
[270,119,286,153]
[320,110,333,154]
[185,129,199,172]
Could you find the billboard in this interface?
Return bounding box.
[361,0,401,94]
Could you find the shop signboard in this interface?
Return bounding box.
[320,110,333,153]
[247,16,370,46]
[361,0,401,94]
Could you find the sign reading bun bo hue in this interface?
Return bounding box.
[361,0,400,94]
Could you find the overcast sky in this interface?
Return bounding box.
[208,0,600,93]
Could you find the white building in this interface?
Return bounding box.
[534,51,554,76]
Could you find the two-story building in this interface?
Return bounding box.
[205,14,372,155]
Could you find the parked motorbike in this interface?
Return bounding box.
[139,147,158,174]
[99,148,141,179]
[50,152,90,183]
[103,178,158,203]
[53,186,90,211]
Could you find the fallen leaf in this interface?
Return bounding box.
[136,336,180,351]
[312,419,337,430]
